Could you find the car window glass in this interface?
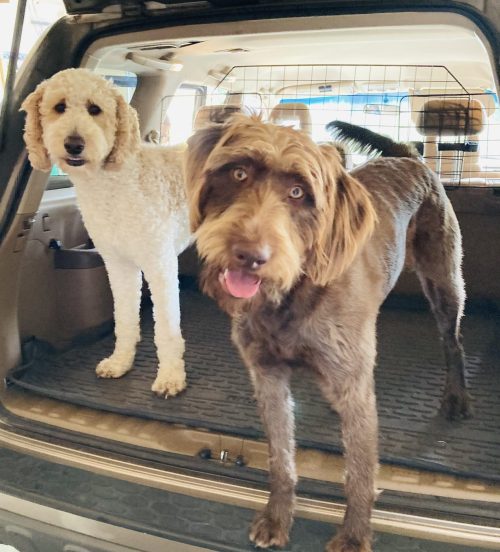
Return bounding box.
[0,0,66,107]
[160,84,206,145]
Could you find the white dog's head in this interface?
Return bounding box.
[20,68,140,175]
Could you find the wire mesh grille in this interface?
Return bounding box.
[159,64,500,186]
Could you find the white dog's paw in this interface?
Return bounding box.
[152,358,186,398]
[96,355,133,379]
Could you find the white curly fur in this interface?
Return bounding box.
[21,68,191,397]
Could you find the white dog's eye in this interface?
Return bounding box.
[289,186,304,200]
[88,104,102,116]
[232,167,248,182]
[54,102,66,114]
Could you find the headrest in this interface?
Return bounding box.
[193,105,243,131]
[269,102,312,135]
[416,98,485,137]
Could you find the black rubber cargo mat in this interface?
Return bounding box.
[8,289,500,481]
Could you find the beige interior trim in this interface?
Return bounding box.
[82,12,497,94]
[3,390,500,505]
[0,420,499,548]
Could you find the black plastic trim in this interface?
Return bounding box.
[53,245,105,269]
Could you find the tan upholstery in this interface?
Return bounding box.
[193,105,243,131]
[269,102,312,135]
[416,98,485,137]
[415,98,486,181]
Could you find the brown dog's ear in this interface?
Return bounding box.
[184,124,226,232]
[20,81,52,171]
[105,92,141,170]
[307,148,377,286]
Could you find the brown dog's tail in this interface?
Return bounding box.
[326,120,422,158]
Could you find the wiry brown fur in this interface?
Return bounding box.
[185,116,471,552]
[187,116,377,298]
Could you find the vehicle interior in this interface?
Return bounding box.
[0,3,499,550]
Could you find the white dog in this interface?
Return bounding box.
[21,68,191,397]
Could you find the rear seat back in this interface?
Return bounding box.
[269,102,312,135]
[413,98,486,182]
[193,105,243,131]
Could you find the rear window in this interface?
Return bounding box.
[0,0,66,106]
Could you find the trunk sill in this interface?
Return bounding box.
[0,424,499,549]
[3,389,500,504]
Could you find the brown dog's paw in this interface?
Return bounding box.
[325,532,372,552]
[249,510,290,549]
[440,390,473,420]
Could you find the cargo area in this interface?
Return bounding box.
[1,6,500,549]
[7,284,500,482]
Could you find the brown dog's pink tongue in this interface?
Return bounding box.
[224,269,261,298]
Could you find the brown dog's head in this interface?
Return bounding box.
[20,68,140,175]
[185,115,376,312]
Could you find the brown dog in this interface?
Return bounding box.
[184,116,471,552]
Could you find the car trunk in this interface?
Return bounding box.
[1,2,500,549]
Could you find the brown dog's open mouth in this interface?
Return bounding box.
[65,157,86,167]
[219,268,261,299]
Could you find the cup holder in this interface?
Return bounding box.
[53,239,104,270]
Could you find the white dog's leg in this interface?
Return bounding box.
[96,255,142,379]
[144,249,186,397]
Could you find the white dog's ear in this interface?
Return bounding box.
[20,81,52,172]
[105,92,141,170]
[184,125,226,232]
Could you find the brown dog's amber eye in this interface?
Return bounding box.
[289,186,304,200]
[54,102,66,114]
[88,104,102,116]
[232,167,248,182]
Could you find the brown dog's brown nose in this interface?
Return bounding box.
[64,135,85,155]
[232,244,270,271]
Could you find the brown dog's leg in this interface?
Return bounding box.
[417,276,472,419]
[321,374,378,552]
[412,194,472,420]
[313,319,378,552]
[247,364,297,549]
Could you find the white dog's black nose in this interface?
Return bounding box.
[232,244,270,271]
[64,135,85,155]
